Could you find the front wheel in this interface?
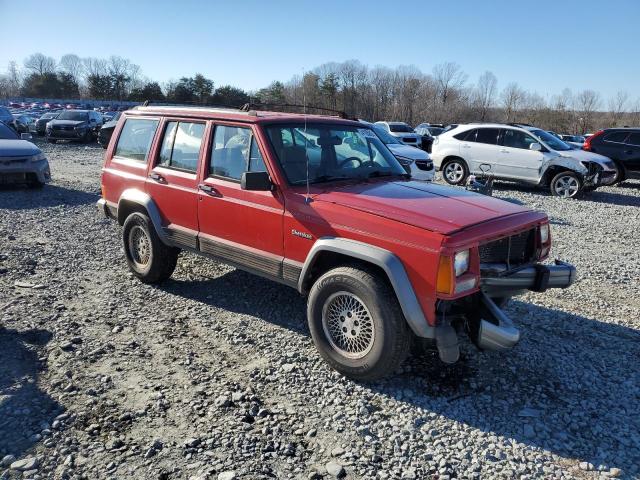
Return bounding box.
[122,212,179,283]
[442,159,469,185]
[550,171,582,198]
[307,265,411,381]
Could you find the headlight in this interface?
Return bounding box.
[539,223,550,244]
[454,250,470,276]
[31,152,46,162]
[395,156,414,166]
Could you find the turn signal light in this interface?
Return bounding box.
[436,256,453,295]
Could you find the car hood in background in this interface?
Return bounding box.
[48,120,86,127]
[387,144,430,160]
[0,139,40,157]
[313,180,529,234]
[101,119,118,130]
[392,132,421,139]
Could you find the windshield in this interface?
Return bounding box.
[266,124,407,185]
[530,129,571,151]
[0,122,18,139]
[41,113,57,120]
[372,124,402,144]
[389,123,414,133]
[57,111,89,121]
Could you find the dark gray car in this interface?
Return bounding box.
[46,110,103,144]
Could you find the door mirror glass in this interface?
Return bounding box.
[529,142,542,151]
[241,171,272,191]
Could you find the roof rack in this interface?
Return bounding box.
[240,102,355,120]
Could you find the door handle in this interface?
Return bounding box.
[149,172,165,183]
[462,144,471,148]
[198,184,218,196]
[500,149,509,153]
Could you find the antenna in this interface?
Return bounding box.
[302,68,311,204]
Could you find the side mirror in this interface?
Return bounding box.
[529,142,542,151]
[20,133,32,140]
[241,171,272,191]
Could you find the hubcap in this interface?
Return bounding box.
[129,225,151,267]
[444,162,464,183]
[322,292,375,359]
[554,175,579,197]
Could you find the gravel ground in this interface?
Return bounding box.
[0,140,639,480]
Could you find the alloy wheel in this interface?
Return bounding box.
[321,291,375,359]
[554,175,580,198]
[444,161,465,183]
[128,225,151,268]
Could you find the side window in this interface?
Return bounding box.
[502,129,537,150]
[210,125,265,180]
[475,128,500,145]
[627,132,640,146]
[454,129,476,141]
[158,121,204,172]
[114,118,159,162]
[604,132,629,143]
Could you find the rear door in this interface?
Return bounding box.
[197,123,285,280]
[623,132,640,175]
[497,128,544,181]
[465,128,501,174]
[145,118,207,249]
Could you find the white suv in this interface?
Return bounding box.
[431,123,618,197]
[374,121,423,148]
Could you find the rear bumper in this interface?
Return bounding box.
[96,198,117,219]
[480,260,576,297]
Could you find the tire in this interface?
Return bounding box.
[82,131,93,144]
[441,158,469,185]
[610,162,626,185]
[307,264,411,381]
[46,138,57,144]
[550,171,582,198]
[122,212,179,284]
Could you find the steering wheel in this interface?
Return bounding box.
[338,156,363,168]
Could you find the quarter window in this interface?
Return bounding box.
[114,118,159,162]
[502,129,537,149]
[454,129,477,141]
[158,121,204,172]
[210,125,265,180]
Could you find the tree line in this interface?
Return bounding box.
[1,53,638,134]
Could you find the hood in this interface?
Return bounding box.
[101,119,118,129]
[313,180,529,235]
[0,139,40,157]
[387,143,430,160]
[393,132,421,139]
[558,149,614,167]
[49,119,86,127]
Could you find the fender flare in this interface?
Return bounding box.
[298,237,435,338]
[117,189,170,245]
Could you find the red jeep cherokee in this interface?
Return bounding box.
[97,106,576,380]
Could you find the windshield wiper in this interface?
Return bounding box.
[312,174,353,183]
[366,170,410,179]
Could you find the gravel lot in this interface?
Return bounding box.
[1,140,639,480]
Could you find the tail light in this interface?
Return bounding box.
[583,130,604,151]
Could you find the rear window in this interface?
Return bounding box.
[158,121,205,172]
[604,131,629,143]
[114,118,159,162]
[627,133,640,146]
[389,123,414,133]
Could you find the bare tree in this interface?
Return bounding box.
[83,57,108,78]
[432,62,467,106]
[501,82,525,122]
[6,61,21,96]
[608,90,629,126]
[474,71,497,121]
[574,89,602,133]
[59,54,84,83]
[24,53,56,75]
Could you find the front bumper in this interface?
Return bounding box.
[0,159,51,184]
[480,260,576,297]
[46,129,86,140]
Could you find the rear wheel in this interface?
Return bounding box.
[442,158,469,185]
[307,264,411,381]
[122,212,179,283]
[550,171,582,198]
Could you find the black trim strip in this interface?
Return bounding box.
[199,237,282,279]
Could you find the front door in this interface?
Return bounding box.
[197,123,285,280]
[496,129,544,182]
[146,118,206,249]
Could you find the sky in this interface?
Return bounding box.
[1,0,639,101]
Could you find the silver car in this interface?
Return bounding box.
[0,123,51,188]
[374,121,423,148]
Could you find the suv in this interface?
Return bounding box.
[46,109,103,143]
[583,128,640,183]
[374,121,423,148]
[98,106,576,381]
[431,123,618,197]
